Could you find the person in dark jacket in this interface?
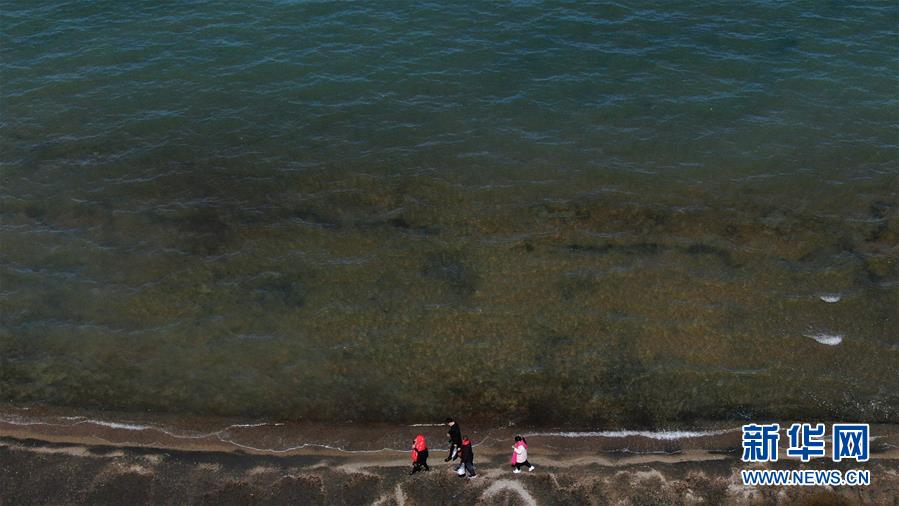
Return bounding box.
[444,417,462,462]
[409,434,430,475]
[455,437,477,478]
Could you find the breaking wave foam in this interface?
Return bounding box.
[0,415,490,454]
[523,428,737,440]
[804,333,843,346]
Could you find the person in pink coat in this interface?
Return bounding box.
[510,435,535,473]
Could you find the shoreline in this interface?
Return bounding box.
[0,410,745,458]
[4,407,899,504]
[4,406,899,458]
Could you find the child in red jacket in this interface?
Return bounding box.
[410,434,430,475]
[455,437,477,478]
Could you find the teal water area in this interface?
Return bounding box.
[1,1,897,424]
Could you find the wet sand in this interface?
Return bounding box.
[3,409,899,505]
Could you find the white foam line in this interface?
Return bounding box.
[217,436,408,454]
[78,419,286,436]
[1,417,282,440]
[523,428,738,440]
[73,420,220,440]
[2,416,484,455]
[216,433,492,455]
[79,420,153,431]
[2,412,496,455]
[1,419,71,427]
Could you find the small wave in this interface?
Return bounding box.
[523,428,737,440]
[804,333,843,346]
[85,420,153,431]
[819,294,842,303]
[1,417,273,439]
[0,415,460,454]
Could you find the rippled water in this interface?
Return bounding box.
[1,1,897,425]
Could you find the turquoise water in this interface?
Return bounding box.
[1,1,897,425]
[4,1,896,176]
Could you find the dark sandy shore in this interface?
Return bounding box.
[2,411,898,505]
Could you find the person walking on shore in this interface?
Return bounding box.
[510,435,535,473]
[410,434,430,475]
[444,418,462,462]
[455,437,477,478]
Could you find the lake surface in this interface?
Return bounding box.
[1,0,897,425]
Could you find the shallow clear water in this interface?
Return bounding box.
[1,1,897,425]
